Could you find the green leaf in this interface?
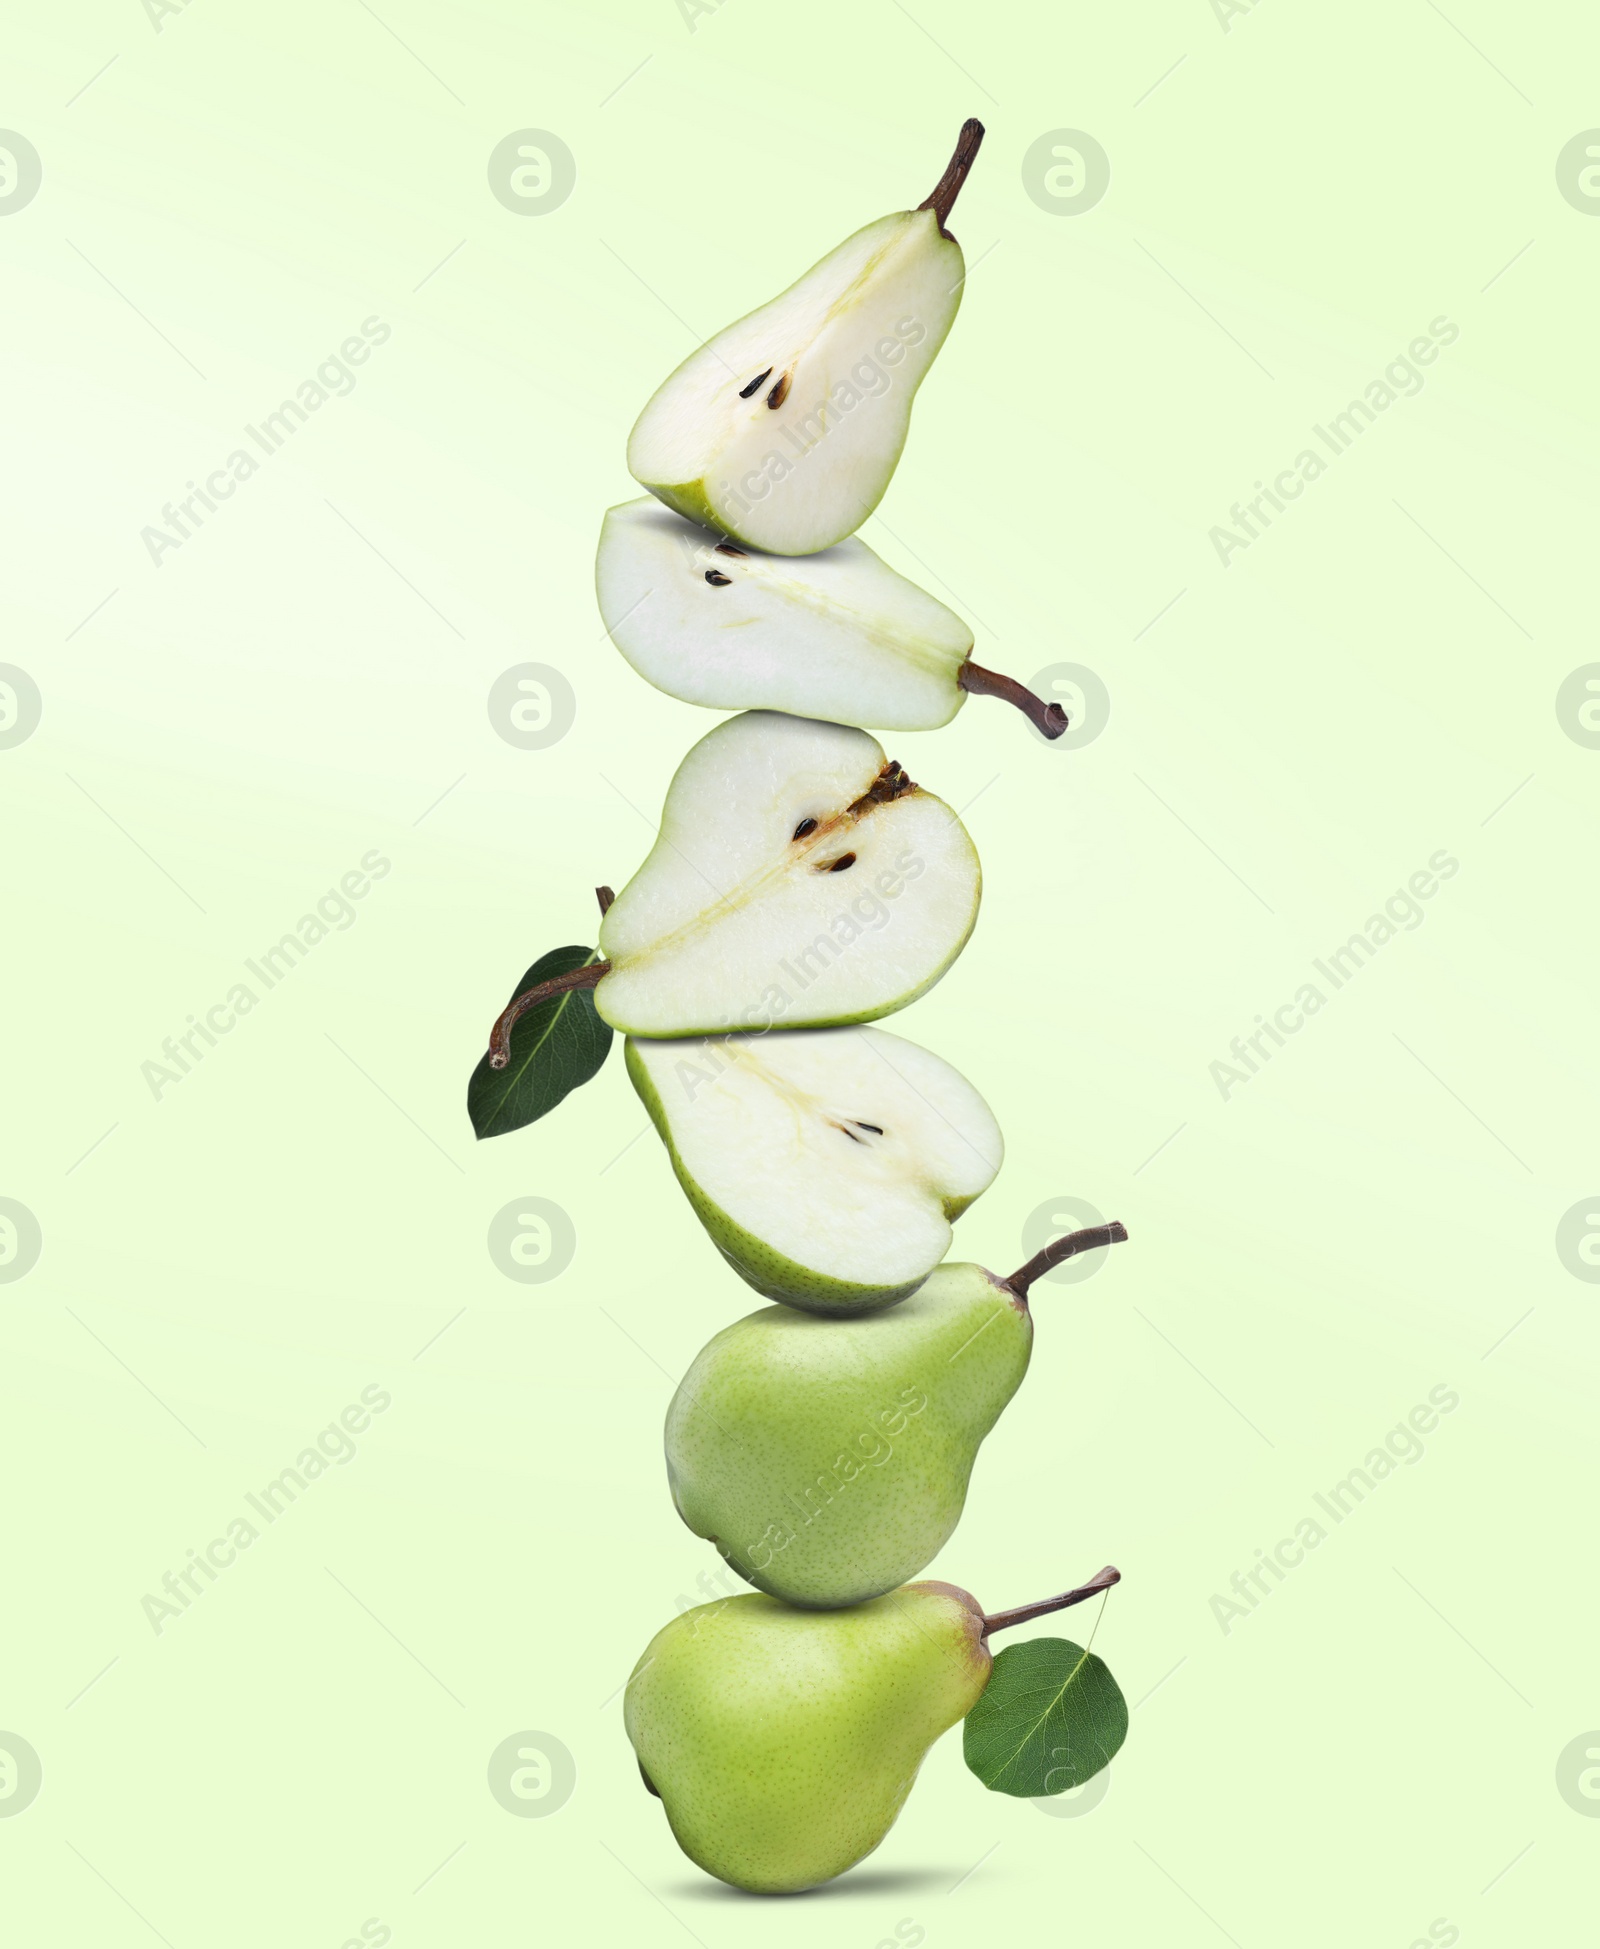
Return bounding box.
[963,1637,1128,1798]
[467,945,612,1140]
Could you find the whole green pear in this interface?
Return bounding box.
[624,1568,1119,1893]
[665,1223,1128,1607]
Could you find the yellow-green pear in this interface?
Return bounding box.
[665,1224,1128,1605]
[624,1567,1119,1893]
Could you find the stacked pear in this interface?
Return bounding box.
[627,1583,989,1894]
[487,710,980,1067]
[624,1569,1118,1894]
[626,119,985,555]
[665,1224,1127,1606]
[596,710,978,1035]
[576,116,1127,1899]
[626,1025,1003,1312]
[596,498,1067,738]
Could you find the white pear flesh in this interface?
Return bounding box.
[626,206,964,555]
[625,1026,1003,1313]
[595,712,981,1038]
[596,498,972,732]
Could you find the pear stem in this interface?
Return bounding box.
[487,962,610,1069]
[959,661,1069,739]
[982,1566,1120,1640]
[1006,1221,1129,1299]
[918,117,985,235]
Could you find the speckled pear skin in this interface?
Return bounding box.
[665,1265,1032,1606]
[624,1583,991,1893]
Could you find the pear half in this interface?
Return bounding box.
[626,1026,1002,1313]
[626,121,985,555]
[596,499,1067,738]
[597,498,968,729]
[594,711,981,1038]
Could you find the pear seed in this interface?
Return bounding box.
[738,367,773,399]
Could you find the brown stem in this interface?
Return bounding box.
[488,963,610,1069]
[1006,1221,1128,1300]
[983,1566,1120,1640]
[958,660,1069,740]
[596,885,615,916]
[917,117,985,235]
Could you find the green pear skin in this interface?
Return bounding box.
[624,1583,990,1893]
[666,1265,1029,1605]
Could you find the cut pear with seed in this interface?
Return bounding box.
[626,1025,1003,1313]
[626,120,985,556]
[596,499,1067,737]
[482,713,983,1065]
[592,711,981,1038]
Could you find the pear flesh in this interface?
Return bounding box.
[624,1583,990,1893]
[626,1028,1003,1314]
[666,1264,1029,1605]
[595,710,980,1038]
[626,124,983,555]
[597,498,977,731]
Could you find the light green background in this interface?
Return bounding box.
[3,1,1596,1943]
